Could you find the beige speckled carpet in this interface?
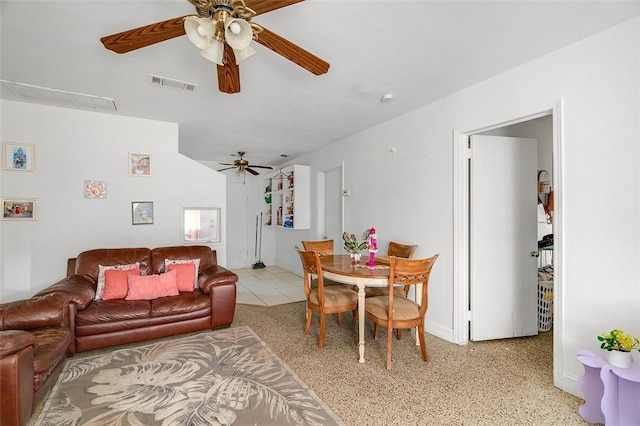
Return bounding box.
[232,301,588,426]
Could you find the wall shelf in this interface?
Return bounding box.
[263,165,310,230]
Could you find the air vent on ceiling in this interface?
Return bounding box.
[148,75,199,92]
[0,80,117,112]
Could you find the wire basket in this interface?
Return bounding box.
[537,280,553,332]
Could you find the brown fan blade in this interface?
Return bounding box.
[217,45,241,94]
[247,165,274,169]
[217,167,237,172]
[218,163,237,166]
[101,16,188,54]
[254,27,329,75]
[246,0,304,16]
[245,168,260,176]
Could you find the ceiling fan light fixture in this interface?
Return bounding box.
[224,18,253,50]
[199,39,225,65]
[233,45,256,65]
[184,16,215,49]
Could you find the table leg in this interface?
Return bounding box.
[357,282,366,363]
[415,283,422,346]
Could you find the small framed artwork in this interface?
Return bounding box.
[84,181,107,199]
[129,152,151,176]
[2,198,38,220]
[3,142,35,171]
[132,201,154,225]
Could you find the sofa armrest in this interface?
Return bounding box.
[0,330,36,358]
[34,275,95,310]
[0,330,35,426]
[198,265,238,294]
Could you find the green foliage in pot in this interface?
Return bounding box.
[342,230,370,254]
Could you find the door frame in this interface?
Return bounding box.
[452,99,564,388]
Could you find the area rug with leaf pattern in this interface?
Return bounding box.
[34,326,342,426]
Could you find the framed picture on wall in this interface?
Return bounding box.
[2,198,38,220]
[132,201,154,225]
[3,142,35,171]
[84,181,107,199]
[129,152,151,176]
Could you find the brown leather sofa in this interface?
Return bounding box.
[0,245,237,425]
[36,245,238,353]
[0,292,73,426]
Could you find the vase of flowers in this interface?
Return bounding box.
[597,329,639,369]
[342,230,370,264]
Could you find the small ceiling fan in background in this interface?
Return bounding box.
[100,0,330,94]
[218,151,273,175]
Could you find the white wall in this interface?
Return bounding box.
[1,100,227,302]
[265,17,639,395]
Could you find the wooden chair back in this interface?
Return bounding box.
[387,241,418,259]
[301,239,334,256]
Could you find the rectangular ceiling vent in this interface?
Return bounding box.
[0,80,117,112]
[148,75,199,92]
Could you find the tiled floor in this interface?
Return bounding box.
[233,265,306,306]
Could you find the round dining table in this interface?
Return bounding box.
[319,254,392,363]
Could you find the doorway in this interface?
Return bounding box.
[453,100,564,388]
[318,164,344,242]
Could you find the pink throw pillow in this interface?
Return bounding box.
[102,268,140,300]
[126,270,179,300]
[164,258,200,288]
[167,263,197,292]
[95,262,140,300]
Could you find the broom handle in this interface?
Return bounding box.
[258,212,263,260]
[254,215,259,259]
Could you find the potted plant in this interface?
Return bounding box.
[342,230,370,264]
[597,329,639,368]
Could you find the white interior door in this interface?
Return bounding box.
[470,135,539,341]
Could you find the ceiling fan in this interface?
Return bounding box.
[218,152,273,175]
[100,0,330,94]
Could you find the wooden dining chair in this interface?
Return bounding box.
[295,247,358,348]
[365,241,418,298]
[302,239,344,298]
[365,254,439,370]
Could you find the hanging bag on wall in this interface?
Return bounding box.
[538,170,551,193]
[545,190,554,224]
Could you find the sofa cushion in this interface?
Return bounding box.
[151,246,214,275]
[102,268,141,300]
[165,259,200,290]
[126,270,179,301]
[74,248,152,283]
[75,300,151,328]
[150,290,211,317]
[95,263,140,300]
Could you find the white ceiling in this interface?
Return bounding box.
[2,0,640,170]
